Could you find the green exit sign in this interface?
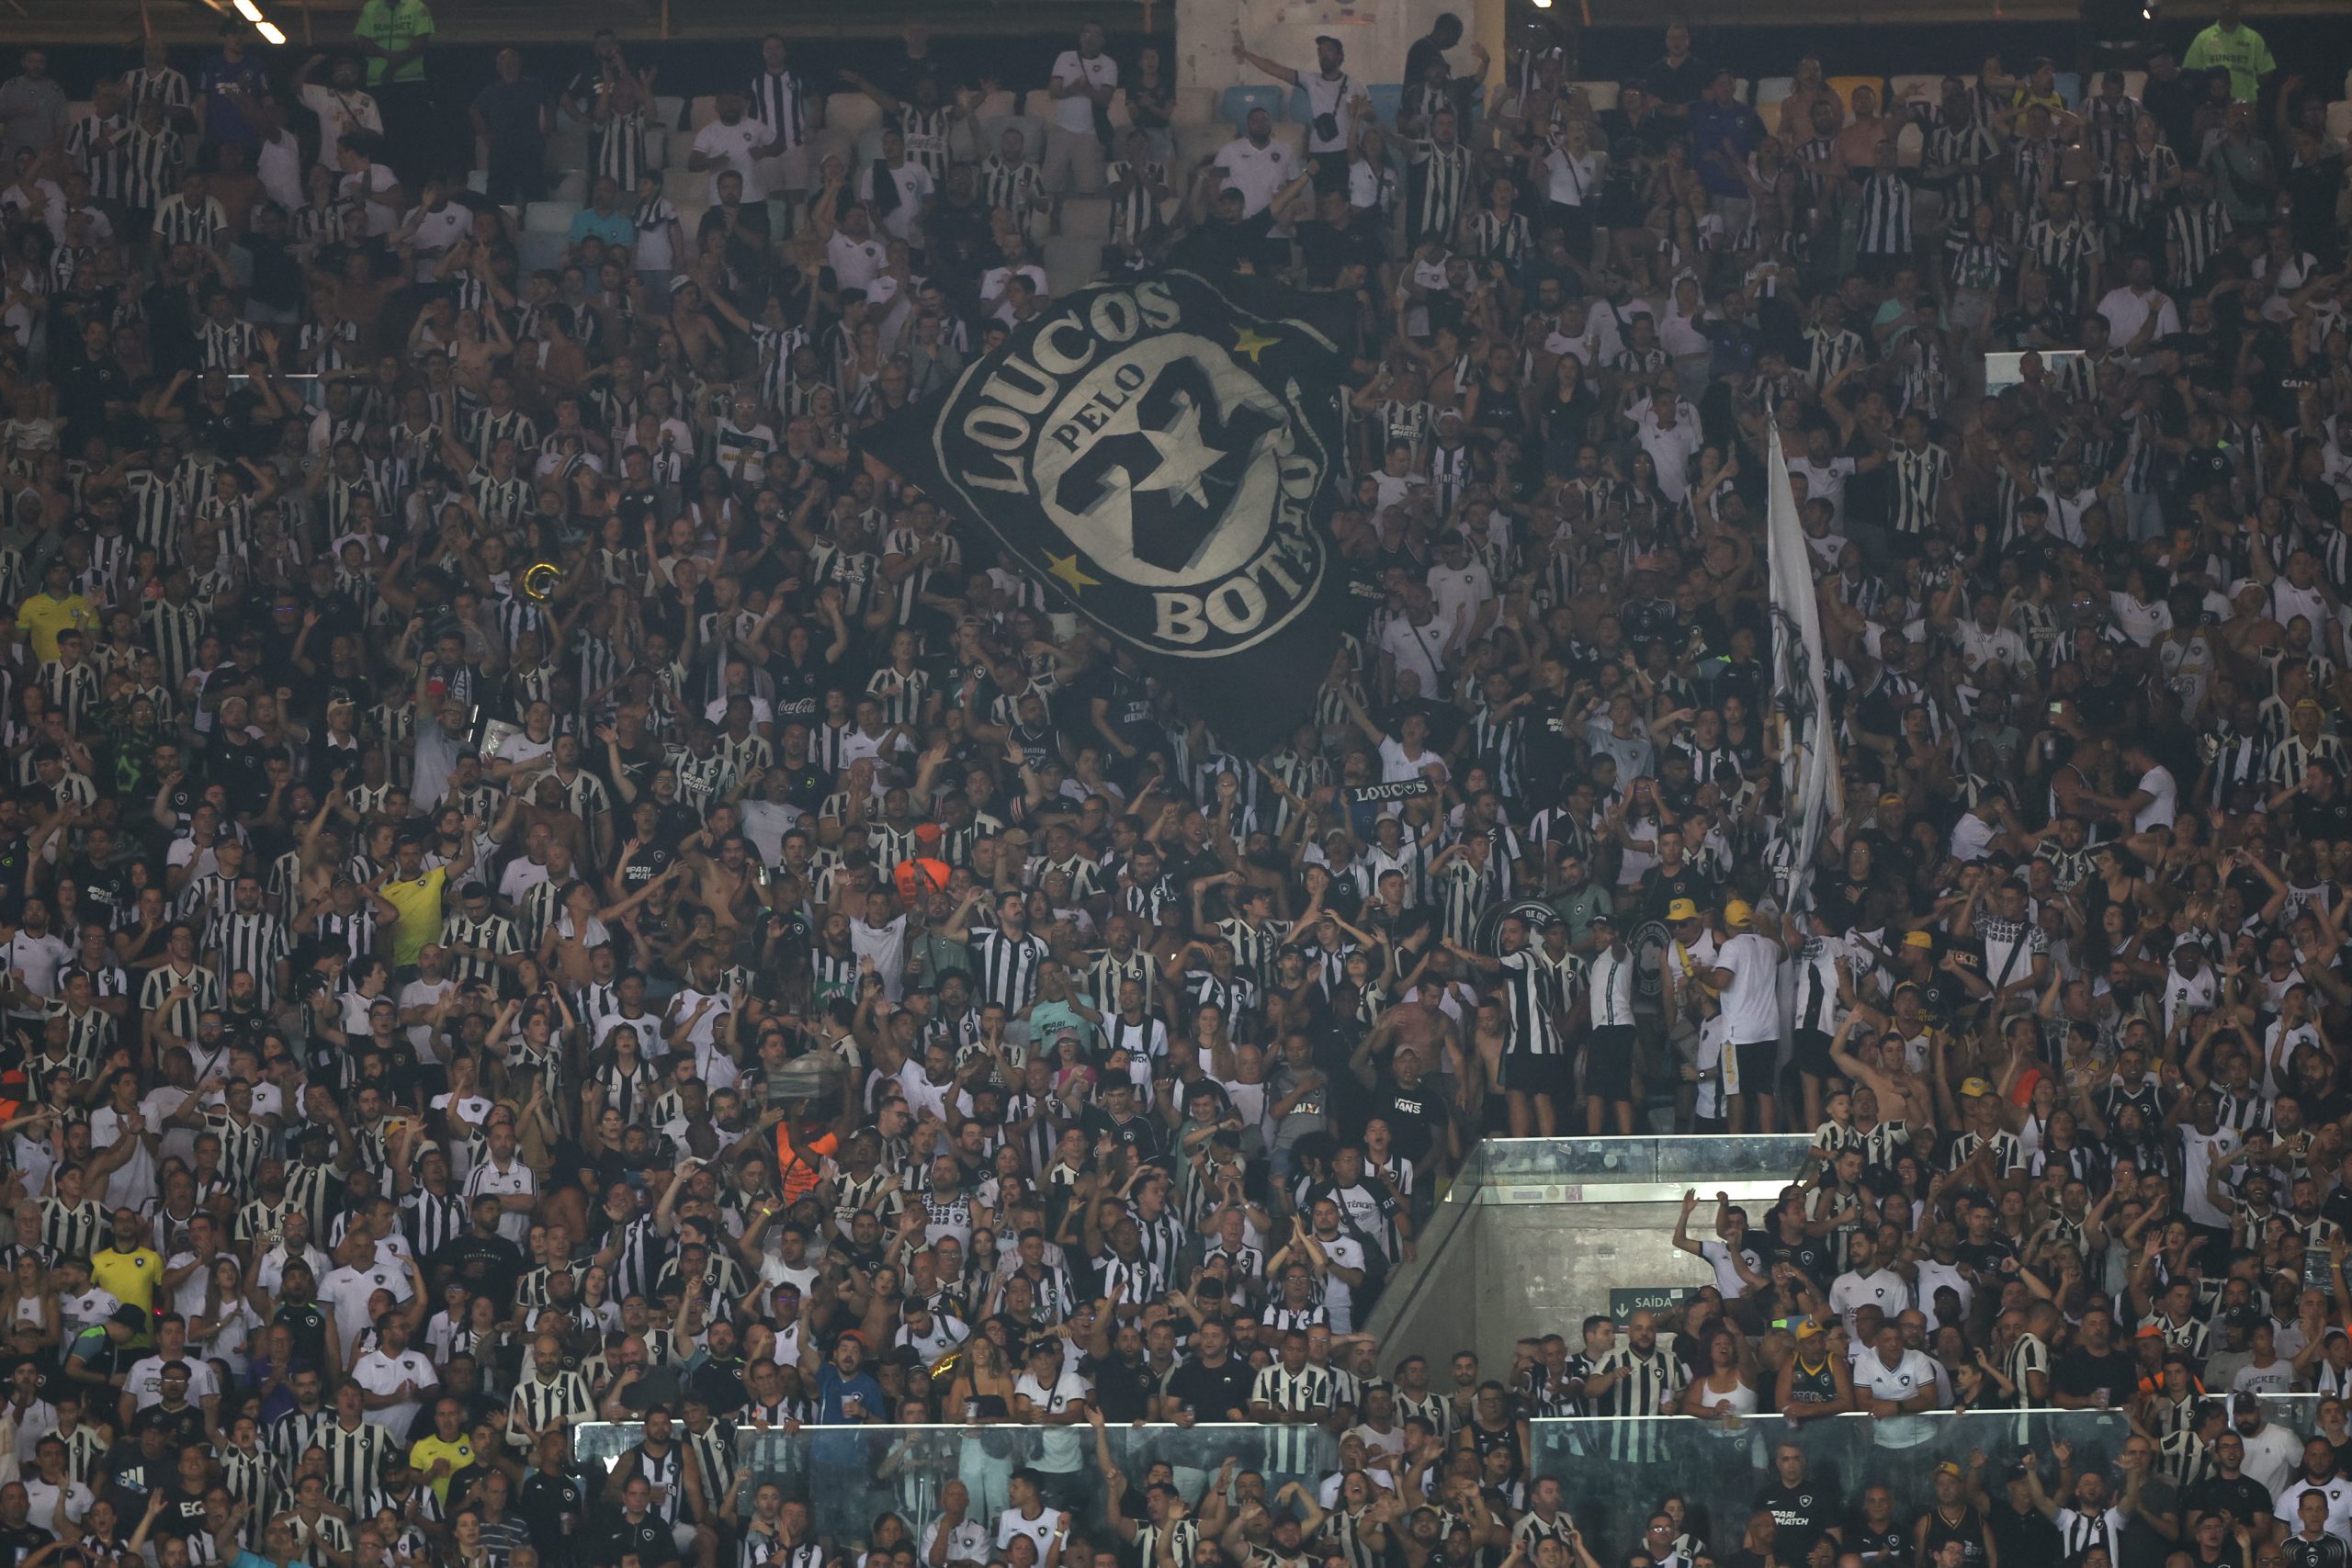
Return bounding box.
[1610,1286,1691,1323]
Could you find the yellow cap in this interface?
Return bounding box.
[1724,899,1753,929]
[1903,931,1935,950]
[1960,1077,1992,1099]
[1667,898,1701,922]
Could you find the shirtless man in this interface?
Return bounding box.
[1829,1007,1938,1134]
[681,831,766,935]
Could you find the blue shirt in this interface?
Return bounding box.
[198,55,270,144]
[569,208,635,247]
[1689,98,1762,197]
[815,1364,884,1423]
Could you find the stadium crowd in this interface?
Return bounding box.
[0,2,2346,1568]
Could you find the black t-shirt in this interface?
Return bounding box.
[1645,52,1711,110]
[153,1483,210,1540]
[1167,1352,1254,1422]
[595,1511,680,1568]
[1296,217,1385,286]
[2052,1346,2138,1405]
[1984,1499,2057,1568]
[1755,1482,1840,1558]
[1080,1351,1158,1424]
[1850,1518,1914,1567]
[0,1523,53,1568]
[1755,1228,1836,1286]
[517,1468,586,1557]
[2185,1474,2274,1529]
[132,1404,206,1451]
[1363,1074,1447,1164]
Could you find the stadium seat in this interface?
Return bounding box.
[655,95,685,129]
[1889,73,1943,108]
[1169,86,1219,127]
[1364,84,1406,125]
[688,95,719,132]
[765,198,797,236]
[2122,70,2147,99]
[1222,85,1289,125]
[465,169,489,195]
[1108,89,1133,130]
[980,115,1050,162]
[643,129,669,172]
[1732,79,1751,104]
[662,169,710,204]
[2329,100,2352,146]
[548,172,588,206]
[1755,77,1795,116]
[1060,195,1113,240]
[523,200,579,233]
[2051,71,2081,104]
[1269,123,1307,160]
[548,129,590,175]
[1571,81,1620,113]
[1022,89,1056,119]
[1175,122,1235,171]
[1042,233,1101,296]
[828,93,882,139]
[1828,75,1886,113]
[972,90,1018,123]
[806,131,854,176]
[517,231,568,274]
[1894,120,1924,168]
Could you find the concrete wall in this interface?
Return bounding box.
[1175,0,1503,98]
[1375,1198,1727,1376]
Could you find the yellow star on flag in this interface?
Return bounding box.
[1231,326,1278,362]
[1046,553,1101,595]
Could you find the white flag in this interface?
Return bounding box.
[1767,441,1841,915]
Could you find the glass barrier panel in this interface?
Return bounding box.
[1464,1137,1817,1187]
[571,1402,2329,1551]
[571,1423,1339,1540]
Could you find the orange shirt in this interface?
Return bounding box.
[774,1124,840,1202]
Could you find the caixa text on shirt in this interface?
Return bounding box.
[929,274,1333,657]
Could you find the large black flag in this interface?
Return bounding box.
[865,269,1353,757]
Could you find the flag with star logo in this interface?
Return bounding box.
[865,269,1356,756]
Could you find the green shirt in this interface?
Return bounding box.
[355,0,435,85]
[1547,883,1611,944]
[2183,20,2274,103]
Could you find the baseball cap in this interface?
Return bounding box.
[1667,898,1700,922]
[1903,931,1935,950]
[1793,1320,1824,1341]
[1724,899,1753,929]
[1589,910,1616,928]
[110,1304,146,1332]
[1960,1077,1992,1099]
[1878,791,1905,807]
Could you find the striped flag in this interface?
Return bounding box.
[1767,440,1841,917]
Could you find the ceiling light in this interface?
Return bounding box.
[257,20,286,43]
[233,0,262,19]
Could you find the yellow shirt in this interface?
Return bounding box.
[379,866,449,967]
[89,1246,163,1313]
[407,1435,475,1501]
[17,592,96,662]
[2185,21,2276,103]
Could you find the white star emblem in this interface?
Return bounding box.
[1128,393,1221,510]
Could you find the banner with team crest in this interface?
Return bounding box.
[866,270,1355,757]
